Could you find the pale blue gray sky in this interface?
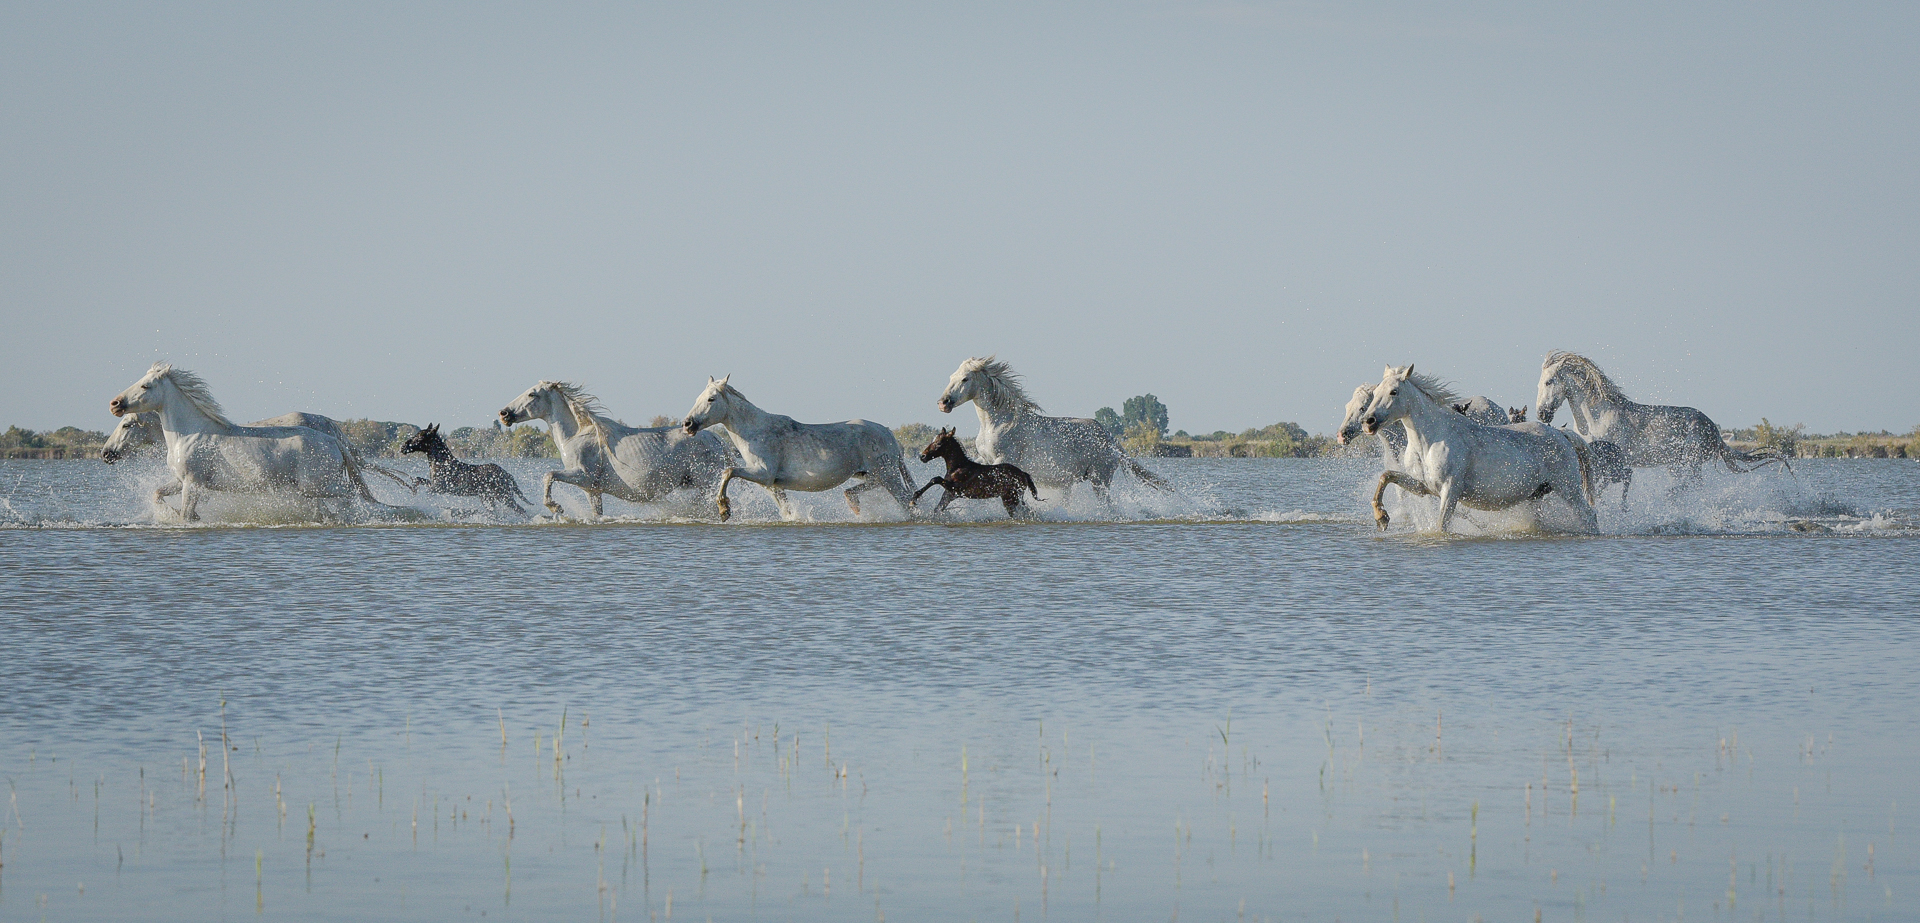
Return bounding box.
[5,2,1916,434]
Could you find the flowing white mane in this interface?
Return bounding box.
[1401,370,1464,409]
[545,381,617,431]
[1544,351,1629,404]
[962,356,1044,415]
[151,363,232,426]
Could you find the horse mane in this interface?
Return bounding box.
[151,363,232,426]
[1545,351,1630,404]
[961,356,1044,415]
[545,381,619,433]
[1401,370,1464,409]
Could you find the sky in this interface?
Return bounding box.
[4,2,1916,436]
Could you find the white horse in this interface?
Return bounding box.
[102,410,415,492]
[1337,383,1411,467]
[107,363,378,521]
[499,381,729,517]
[1535,351,1789,487]
[935,357,1170,500]
[1361,365,1597,534]
[1337,386,1507,465]
[681,376,915,522]
[1450,395,1511,427]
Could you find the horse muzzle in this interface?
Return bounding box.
[1537,406,1556,424]
[108,398,127,417]
[100,449,121,464]
[682,419,700,435]
[1361,417,1379,435]
[498,410,518,426]
[936,399,953,414]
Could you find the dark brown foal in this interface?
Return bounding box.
[911,428,1043,518]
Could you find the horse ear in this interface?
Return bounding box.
[719,374,730,387]
[1404,364,1415,378]
[707,375,715,384]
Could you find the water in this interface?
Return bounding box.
[2,456,1917,921]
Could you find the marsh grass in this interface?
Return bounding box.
[0,700,1907,921]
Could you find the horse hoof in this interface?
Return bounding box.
[544,502,561,514]
[1373,512,1390,530]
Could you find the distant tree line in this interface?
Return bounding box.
[1,425,107,459]
[1726,420,1919,458]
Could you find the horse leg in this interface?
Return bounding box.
[1619,470,1632,512]
[154,480,182,510]
[1371,471,1430,530]
[845,476,881,516]
[716,467,739,521]
[179,480,202,522]
[769,486,796,521]
[590,490,604,518]
[1001,491,1022,518]
[909,477,946,507]
[1090,470,1113,506]
[1434,482,1459,534]
[932,488,957,515]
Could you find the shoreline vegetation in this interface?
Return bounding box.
[10,415,1917,461]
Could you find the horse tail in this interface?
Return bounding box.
[1125,457,1173,491]
[1726,443,1793,476]
[361,458,418,494]
[1018,468,1044,502]
[507,470,535,506]
[1569,436,1595,507]
[340,446,380,505]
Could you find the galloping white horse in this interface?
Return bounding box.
[1535,351,1789,485]
[1337,386,1507,467]
[681,376,915,522]
[499,381,728,517]
[1338,384,1411,466]
[103,411,415,491]
[106,363,377,520]
[935,357,1170,499]
[1361,365,1597,534]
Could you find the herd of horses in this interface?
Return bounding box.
[100,352,1788,532]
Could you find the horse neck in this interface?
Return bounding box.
[151,382,232,441]
[934,441,973,473]
[422,439,458,471]
[541,396,586,442]
[718,392,776,436]
[539,396,590,464]
[1564,380,1627,434]
[972,386,1028,426]
[1394,388,1462,455]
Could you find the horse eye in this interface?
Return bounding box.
[1389,389,1398,395]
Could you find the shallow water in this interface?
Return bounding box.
[2,457,1916,920]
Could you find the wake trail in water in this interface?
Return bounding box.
[2,456,1914,533]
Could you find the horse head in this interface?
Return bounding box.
[919,427,960,463]
[1535,356,1571,424]
[937,358,989,414]
[108,362,174,418]
[1335,385,1375,445]
[1360,365,1415,436]
[682,375,731,435]
[500,382,557,427]
[400,423,441,455]
[101,412,161,463]
[1509,406,1528,423]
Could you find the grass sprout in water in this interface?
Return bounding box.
[0,702,1910,921]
